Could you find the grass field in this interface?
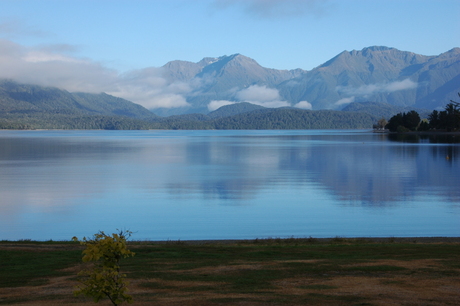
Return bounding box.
[0,237,459,305]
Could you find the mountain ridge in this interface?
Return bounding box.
[154,46,459,115]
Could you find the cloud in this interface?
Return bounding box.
[294,101,312,109]
[235,85,290,108]
[337,79,418,97]
[0,39,191,110]
[212,0,327,18]
[256,100,290,108]
[0,39,118,92]
[334,79,418,107]
[208,100,236,111]
[385,79,418,92]
[108,68,192,109]
[236,84,280,102]
[335,96,355,106]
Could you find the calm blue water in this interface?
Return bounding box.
[0,130,459,241]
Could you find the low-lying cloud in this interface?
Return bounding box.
[109,68,191,109]
[236,85,290,108]
[335,96,355,106]
[0,39,118,93]
[208,100,236,111]
[0,39,191,110]
[207,85,290,111]
[294,101,312,110]
[236,84,279,102]
[335,79,418,106]
[337,79,418,97]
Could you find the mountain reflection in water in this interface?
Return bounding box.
[0,130,458,240]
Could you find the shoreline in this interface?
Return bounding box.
[2,236,460,246]
[145,236,460,244]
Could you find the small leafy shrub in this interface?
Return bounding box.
[72,230,135,306]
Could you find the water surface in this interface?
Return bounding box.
[0,130,458,240]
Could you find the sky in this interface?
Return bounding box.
[0,0,459,109]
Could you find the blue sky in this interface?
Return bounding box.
[0,0,458,109]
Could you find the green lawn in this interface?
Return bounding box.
[1,238,459,305]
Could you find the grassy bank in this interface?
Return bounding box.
[1,238,459,305]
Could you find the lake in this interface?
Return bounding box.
[0,130,459,241]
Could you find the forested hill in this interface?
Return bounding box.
[212,108,375,130]
[0,80,378,130]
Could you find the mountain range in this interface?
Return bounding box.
[155,46,459,116]
[0,46,459,129]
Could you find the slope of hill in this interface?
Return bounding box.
[0,80,156,119]
[0,80,158,129]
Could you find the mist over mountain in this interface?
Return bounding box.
[155,46,459,116]
[155,53,303,116]
[0,79,377,130]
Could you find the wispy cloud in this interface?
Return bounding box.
[334,96,355,106]
[211,0,328,18]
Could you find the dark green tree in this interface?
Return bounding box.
[386,113,404,132]
[402,110,421,131]
[428,110,440,129]
[428,94,460,131]
[386,110,421,132]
